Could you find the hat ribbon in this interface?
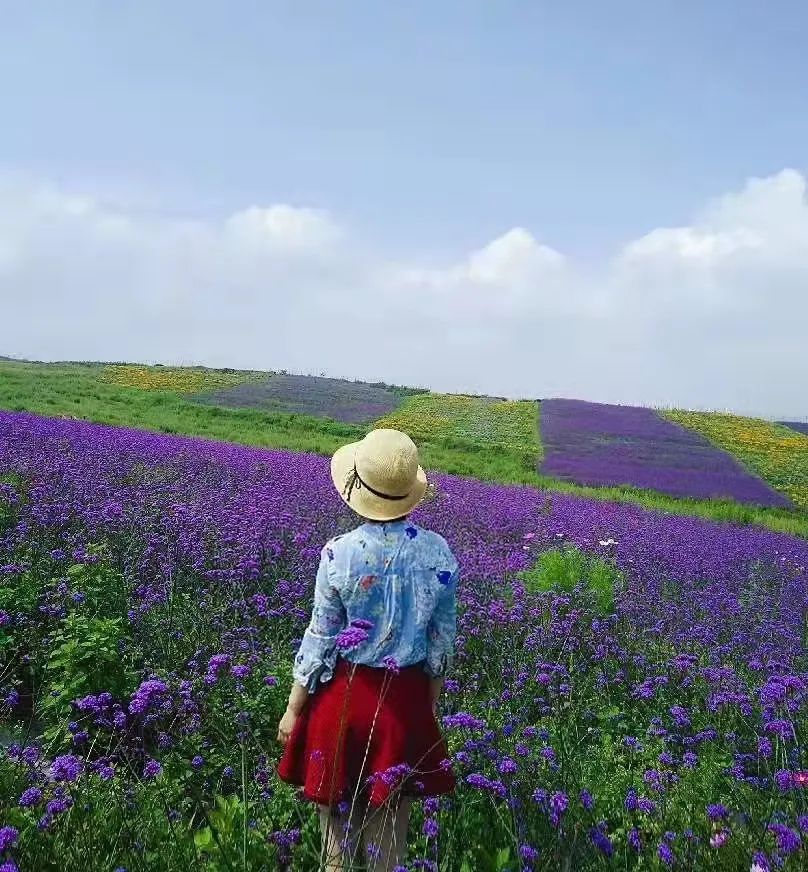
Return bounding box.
[343,464,411,504]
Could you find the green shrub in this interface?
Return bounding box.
[520,544,621,614]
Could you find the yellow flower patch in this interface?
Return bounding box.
[375,393,539,456]
[663,410,808,509]
[100,365,265,394]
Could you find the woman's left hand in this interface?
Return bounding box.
[277,707,298,745]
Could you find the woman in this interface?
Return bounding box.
[277,428,458,871]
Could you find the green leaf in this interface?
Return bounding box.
[495,846,511,870]
[194,827,214,849]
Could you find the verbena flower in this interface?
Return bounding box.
[51,754,82,783]
[0,827,18,853]
[658,843,674,866]
[336,625,370,651]
[18,787,42,808]
[143,759,162,779]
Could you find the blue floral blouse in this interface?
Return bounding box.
[292,519,459,693]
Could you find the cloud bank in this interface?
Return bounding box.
[1,169,806,419]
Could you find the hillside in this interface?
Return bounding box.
[1,357,807,538]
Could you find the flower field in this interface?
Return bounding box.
[192,375,409,425]
[663,411,808,511]
[2,411,808,870]
[780,423,808,438]
[539,399,789,508]
[101,365,266,394]
[376,393,540,458]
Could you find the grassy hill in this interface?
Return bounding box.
[1,357,807,538]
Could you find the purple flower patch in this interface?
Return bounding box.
[539,398,789,506]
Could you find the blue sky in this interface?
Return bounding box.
[1,2,807,416]
[4,1,806,256]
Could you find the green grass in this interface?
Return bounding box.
[0,361,363,455]
[2,359,808,540]
[519,545,621,614]
[376,391,540,459]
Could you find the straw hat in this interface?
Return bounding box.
[330,428,428,521]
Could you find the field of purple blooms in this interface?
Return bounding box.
[192,375,411,425]
[1,410,808,871]
[540,399,791,508]
[780,423,808,438]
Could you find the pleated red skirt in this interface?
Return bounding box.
[277,658,456,807]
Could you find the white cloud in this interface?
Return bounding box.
[0,169,806,419]
[224,205,342,252]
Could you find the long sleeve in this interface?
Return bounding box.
[292,548,346,693]
[424,563,459,678]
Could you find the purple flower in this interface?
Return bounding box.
[540,746,556,764]
[589,825,614,857]
[129,678,170,714]
[382,656,400,673]
[336,625,370,651]
[670,705,691,728]
[707,804,728,821]
[206,654,232,677]
[549,791,568,826]
[46,797,72,816]
[22,746,40,766]
[628,828,642,851]
[0,827,18,853]
[579,789,594,810]
[658,843,675,866]
[520,843,539,863]
[443,712,486,730]
[768,824,801,855]
[750,853,770,872]
[422,818,439,838]
[143,759,162,779]
[774,770,794,791]
[498,757,517,775]
[19,787,42,807]
[51,754,82,783]
[764,719,794,741]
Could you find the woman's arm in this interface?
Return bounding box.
[286,681,308,715]
[277,548,346,744]
[429,675,445,714]
[424,558,459,702]
[277,682,308,744]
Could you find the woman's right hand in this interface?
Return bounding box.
[429,675,444,717]
[277,707,298,745]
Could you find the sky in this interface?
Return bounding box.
[1,1,807,419]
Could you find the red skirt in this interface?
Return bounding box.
[277,658,456,807]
